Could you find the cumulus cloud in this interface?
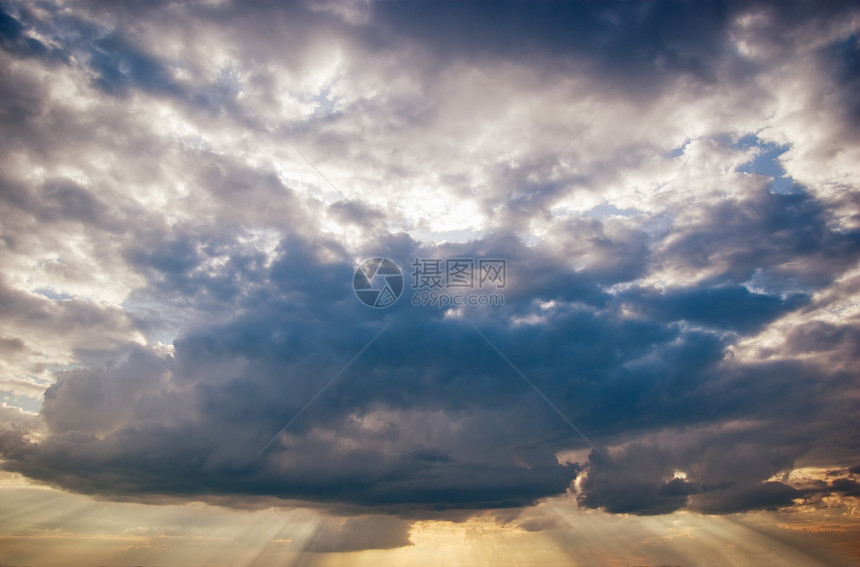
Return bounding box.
[0,0,858,531]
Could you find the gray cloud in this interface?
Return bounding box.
[301,515,413,552]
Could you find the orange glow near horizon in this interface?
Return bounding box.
[1,472,857,567]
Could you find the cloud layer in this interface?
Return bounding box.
[1,0,859,524]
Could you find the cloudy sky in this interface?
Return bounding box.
[1,0,860,565]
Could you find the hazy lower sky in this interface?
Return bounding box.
[1,1,859,566]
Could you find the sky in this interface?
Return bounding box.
[1,0,859,566]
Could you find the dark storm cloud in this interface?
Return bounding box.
[0,322,578,510]
[575,344,860,514]
[659,189,860,289]
[302,515,412,552]
[575,393,857,516]
[692,481,802,515]
[3,171,857,515]
[0,0,858,524]
[577,446,697,516]
[371,0,729,88]
[2,213,854,515]
[622,284,808,333]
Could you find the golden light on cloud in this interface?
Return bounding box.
[1,471,859,566]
